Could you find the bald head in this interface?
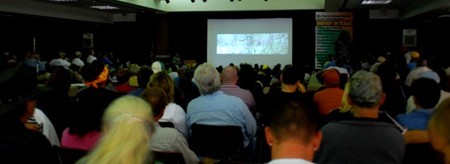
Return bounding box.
[221,66,238,85]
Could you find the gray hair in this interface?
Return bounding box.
[193,63,221,95]
[349,70,383,108]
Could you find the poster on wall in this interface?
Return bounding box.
[402,29,416,47]
[315,12,353,69]
[83,33,94,48]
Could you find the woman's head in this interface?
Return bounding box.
[141,87,169,120]
[429,98,450,162]
[147,72,174,102]
[78,95,154,164]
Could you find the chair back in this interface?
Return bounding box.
[404,143,443,164]
[55,146,88,164]
[158,122,175,128]
[190,123,244,160]
[153,151,185,164]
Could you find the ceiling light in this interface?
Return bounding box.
[361,0,392,5]
[90,5,119,10]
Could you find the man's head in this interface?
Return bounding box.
[0,63,40,122]
[281,65,301,85]
[221,66,239,85]
[265,101,321,160]
[348,70,383,108]
[412,78,440,109]
[322,69,340,87]
[193,63,221,95]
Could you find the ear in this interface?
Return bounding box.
[265,127,274,146]
[347,94,354,105]
[413,95,419,107]
[379,93,386,105]
[21,100,37,123]
[312,131,323,151]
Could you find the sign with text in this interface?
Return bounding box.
[315,12,353,69]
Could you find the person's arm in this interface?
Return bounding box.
[403,130,430,144]
[172,105,189,138]
[175,133,200,164]
[241,101,257,139]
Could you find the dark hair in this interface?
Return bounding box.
[270,101,318,143]
[47,68,73,88]
[81,60,105,82]
[141,87,169,119]
[115,68,131,85]
[412,78,440,109]
[281,65,300,85]
[137,66,153,89]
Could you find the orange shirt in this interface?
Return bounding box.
[313,87,344,115]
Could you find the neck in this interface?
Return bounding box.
[222,81,236,85]
[352,106,379,119]
[281,84,297,93]
[271,141,314,161]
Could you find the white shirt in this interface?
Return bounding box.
[86,55,97,64]
[150,126,199,164]
[71,58,85,68]
[159,103,188,138]
[33,108,60,146]
[49,58,71,69]
[405,66,433,87]
[406,90,450,113]
[268,158,314,164]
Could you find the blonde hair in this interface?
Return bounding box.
[147,72,175,102]
[77,95,154,164]
[339,82,352,113]
[430,98,450,142]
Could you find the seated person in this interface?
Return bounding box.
[265,101,321,164]
[0,63,58,163]
[187,63,257,151]
[144,87,199,164]
[62,61,122,151]
[146,72,188,138]
[397,78,440,130]
[314,71,404,164]
[428,98,450,163]
[78,96,154,163]
[313,68,344,115]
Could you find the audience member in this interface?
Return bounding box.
[313,68,343,115]
[0,63,58,163]
[261,65,312,125]
[220,65,257,114]
[143,87,199,163]
[62,60,123,151]
[265,101,321,164]
[129,66,153,96]
[77,96,154,164]
[49,51,71,69]
[314,70,405,164]
[428,98,450,163]
[147,72,188,138]
[397,78,440,130]
[187,63,257,150]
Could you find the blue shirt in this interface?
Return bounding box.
[186,91,257,147]
[396,108,434,130]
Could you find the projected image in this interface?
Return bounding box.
[217,33,288,55]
